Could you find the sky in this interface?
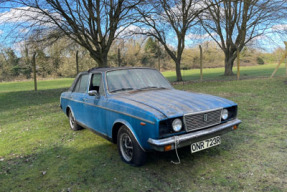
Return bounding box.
[0,3,286,56]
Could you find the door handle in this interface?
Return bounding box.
[83,98,88,102]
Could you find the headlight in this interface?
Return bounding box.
[172,118,182,132]
[221,109,228,120]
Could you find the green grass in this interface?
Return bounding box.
[0,78,74,93]
[0,65,287,191]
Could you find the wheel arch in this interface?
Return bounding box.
[66,105,72,117]
[112,120,145,152]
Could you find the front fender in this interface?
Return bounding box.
[112,119,146,151]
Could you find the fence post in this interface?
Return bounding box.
[199,45,203,81]
[156,40,161,71]
[76,50,79,74]
[237,49,240,80]
[118,48,121,67]
[32,52,37,91]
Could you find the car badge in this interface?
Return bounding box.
[204,114,208,122]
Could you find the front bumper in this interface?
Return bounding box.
[148,119,241,151]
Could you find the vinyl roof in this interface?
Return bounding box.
[87,67,154,73]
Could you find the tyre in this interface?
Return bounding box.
[117,126,147,166]
[68,110,82,131]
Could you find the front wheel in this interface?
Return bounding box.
[117,126,146,166]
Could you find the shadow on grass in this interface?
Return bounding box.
[0,136,229,191]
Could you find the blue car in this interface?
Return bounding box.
[60,67,241,166]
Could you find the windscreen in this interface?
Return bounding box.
[106,68,173,93]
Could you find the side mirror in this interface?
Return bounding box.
[88,90,98,96]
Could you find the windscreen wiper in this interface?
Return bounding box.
[137,86,167,91]
[110,87,134,93]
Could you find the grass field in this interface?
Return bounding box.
[0,65,286,191]
[163,63,286,82]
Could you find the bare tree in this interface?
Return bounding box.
[199,0,287,75]
[135,0,206,81]
[3,0,140,67]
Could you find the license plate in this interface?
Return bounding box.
[191,136,221,153]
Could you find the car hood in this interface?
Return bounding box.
[114,89,236,119]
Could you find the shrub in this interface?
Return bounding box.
[257,57,264,65]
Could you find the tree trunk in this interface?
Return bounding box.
[175,60,182,81]
[224,53,236,76]
[101,56,108,68]
[90,51,108,68]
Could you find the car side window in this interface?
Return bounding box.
[90,73,104,96]
[73,78,81,92]
[74,74,89,93]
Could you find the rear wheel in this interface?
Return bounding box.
[68,110,82,131]
[117,126,146,166]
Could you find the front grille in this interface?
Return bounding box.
[184,109,222,132]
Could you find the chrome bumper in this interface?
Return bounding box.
[148,119,242,151]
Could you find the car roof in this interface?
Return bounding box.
[87,67,155,73]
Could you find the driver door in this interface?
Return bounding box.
[84,73,107,135]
